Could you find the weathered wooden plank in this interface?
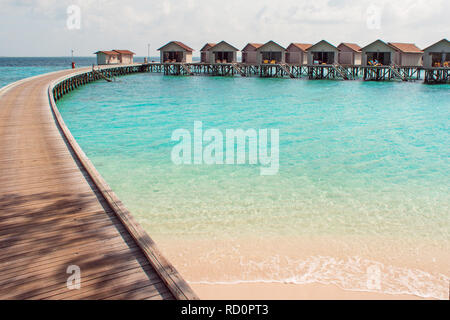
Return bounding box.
[5,258,156,300]
[59,273,165,300]
[26,261,153,300]
[0,236,135,275]
[0,246,144,289]
[0,226,132,266]
[0,205,115,230]
[0,190,97,211]
[0,209,120,237]
[44,263,163,300]
[0,217,125,250]
[103,281,172,300]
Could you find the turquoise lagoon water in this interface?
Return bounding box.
[54,73,449,298]
[0,57,147,88]
[0,57,98,88]
[0,65,64,88]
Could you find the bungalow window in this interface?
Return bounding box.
[312,52,334,64]
[214,52,233,63]
[242,52,247,63]
[366,52,391,65]
[431,53,441,66]
[261,52,282,63]
[163,51,183,63]
[430,52,450,67]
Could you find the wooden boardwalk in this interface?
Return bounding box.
[0,68,197,300]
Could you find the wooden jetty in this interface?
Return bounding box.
[361,65,422,81]
[424,67,450,84]
[142,61,449,83]
[0,65,198,300]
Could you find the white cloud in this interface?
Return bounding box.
[0,0,448,56]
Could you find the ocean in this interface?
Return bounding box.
[1,58,449,299]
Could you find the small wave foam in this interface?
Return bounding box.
[189,255,449,300]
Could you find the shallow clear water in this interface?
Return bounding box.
[57,74,449,237]
[0,65,436,298]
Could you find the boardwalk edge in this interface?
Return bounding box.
[47,68,199,300]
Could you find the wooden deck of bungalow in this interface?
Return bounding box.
[0,67,197,300]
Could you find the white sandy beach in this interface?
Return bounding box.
[155,235,449,300]
[191,282,435,300]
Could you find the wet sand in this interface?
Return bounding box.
[191,282,435,300]
[154,235,449,300]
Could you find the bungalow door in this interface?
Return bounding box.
[242,52,247,63]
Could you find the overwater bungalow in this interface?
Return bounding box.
[207,41,239,63]
[256,41,286,64]
[94,50,135,65]
[285,43,312,65]
[158,41,193,63]
[337,43,362,65]
[241,43,263,64]
[422,39,450,68]
[94,51,120,65]
[307,40,339,65]
[200,43,215,63]
[388,43,423,66]
[113,50,135,64]
[361,40,396,66]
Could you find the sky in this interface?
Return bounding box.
[0,0,448,57]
